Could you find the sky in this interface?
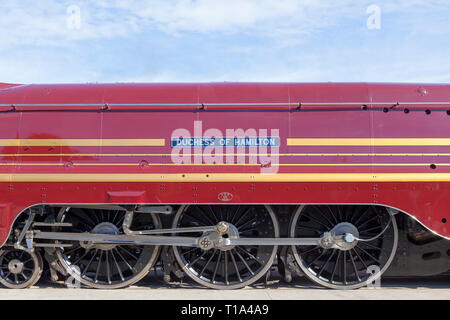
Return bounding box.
[0,0,450,84]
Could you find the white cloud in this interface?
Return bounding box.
[100,0,361,36]
[0,1,450,83]
[1,1,449,47]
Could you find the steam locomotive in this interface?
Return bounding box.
[0,82,448,289]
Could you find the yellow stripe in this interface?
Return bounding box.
[287,138,450,146]
[0,139,165,147]
[3,153,450,157]
[279,163,446,166]
[1,138,449,147]
[0,163,447,167]
[2,173,450,182]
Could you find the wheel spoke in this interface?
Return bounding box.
[105,251,111,284]
[307,250,326,269]
[357,215,379,229]
[118,246,139,261]
[336,206,343,221]
[326,206,339,224]
[115,215,126,227]
[71,211,96,229]
[224,251,229,284]
[88,208,101,224]
[237,217,257,230]
[113,248,135,273]
[72,249,91,266]
[299,246,320,255]
[343,251,347,284]
[349,251,361,282]
[303,212,332,230]
[196,206,215,225]
[229,250,242,282]
[359,241,383,250]
[187,251,206,268]
[239,227,258,234]
[184,213,207,226]
[233,248,254,275]
[313,206,336,228]
[94,251,103,283]
[207,206,220,223]
[111,210,120,224]
[331,250,341,282]
[352,248,369,270]
[81,249,98,277]
[229,206,241,224]
[296,225,322,233]
[352,207,371,226]
[233,207,251,226]
[237,246,261,266]
[355,245,381,264]
[212,251,222,283]
[199,250,217,278]
[182,247,199,257]
[359,226,382,234]
[316,249,335,278]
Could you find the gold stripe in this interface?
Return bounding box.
[0,163,447,167]
[0,139,165,147]
[279,163,447,166]
[3,153,450,157]
[2,173,450,182]
[1,138,449,147]
[287,138,450,146]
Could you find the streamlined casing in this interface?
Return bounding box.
[0,82,449,245]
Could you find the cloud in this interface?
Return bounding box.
[0,1,450,84]
[1,1,449,47]
[98,0,362,37]
[0,1,364,47]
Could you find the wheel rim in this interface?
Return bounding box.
[55,207,161,289]
[172,205,279,289]
[0,249,43,289]
[290,205,398,289]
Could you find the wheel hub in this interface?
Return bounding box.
[198,223,240,251]
[90,222,120,250]
[217,223,239,251]
[8,259,24,274]
[330,222,359,251]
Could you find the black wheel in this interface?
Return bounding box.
[290,205,398,289]
[172,205,279,289]
[55,207,161,289]
[0,248,43,289]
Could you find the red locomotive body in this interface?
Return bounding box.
[0,82,448,289]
